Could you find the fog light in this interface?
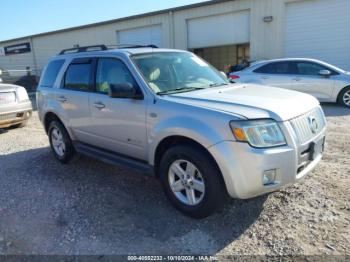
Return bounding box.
[263,169,277,185]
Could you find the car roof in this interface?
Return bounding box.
[54,47,188,60]
[250,58,345,72]
[264,58,325,63]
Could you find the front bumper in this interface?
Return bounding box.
[0,101,32,128]
[208,129,326,199]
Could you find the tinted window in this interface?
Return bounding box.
[254,62,294,74]
[64,63,91,91]
[96,58,137,94]
[296,62,328,76]
[40,60,65,87]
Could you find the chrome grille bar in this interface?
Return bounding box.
[290,107,326,144]
[0,92,16,105]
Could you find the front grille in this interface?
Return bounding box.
[290,107,326,144]
[0,92,16,105]
[0,113,18,121]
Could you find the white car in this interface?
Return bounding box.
[229,58,350,107]
[0,83,32,128]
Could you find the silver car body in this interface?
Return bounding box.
[37,49,326,199]
[0,83,32,128]
[230,58,350,103]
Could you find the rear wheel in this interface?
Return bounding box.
[338,86,350,107]
[48,120,77,163]
[159,145,226,218]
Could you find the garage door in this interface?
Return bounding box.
[117,25,162,47]
[187,11,250,49]
[284,0,350,70]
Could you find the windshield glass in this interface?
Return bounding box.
[132,52,229,94]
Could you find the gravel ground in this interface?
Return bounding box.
[0,103,349,256]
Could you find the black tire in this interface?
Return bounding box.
[159,145,227,218]
[48,120,77,164]
[338,86,350,107]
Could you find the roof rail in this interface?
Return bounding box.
[59,45,108,55]
[107,44,159,49]
[59,44,158,55]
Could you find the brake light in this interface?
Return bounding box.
[229,75,240,80]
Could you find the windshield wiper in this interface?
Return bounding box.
[209,83,229,87]
[156,87,206,95]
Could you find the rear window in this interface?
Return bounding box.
[254,62,294,74]
[40,60,65,87]
[64,63,91,91]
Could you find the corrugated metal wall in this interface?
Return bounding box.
[0,0,329,89]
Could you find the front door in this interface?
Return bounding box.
[290,61,335,101]
[88,57,148,160]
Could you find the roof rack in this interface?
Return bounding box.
[59,45,108,55]
[59,44,158,55]
[116,44,159,49]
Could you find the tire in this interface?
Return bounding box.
[159,145,227,218]
[48,120,77,164]
[338,86,350,107]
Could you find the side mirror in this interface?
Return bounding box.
[319,70,331,77]
[220,71,227,78]
[108,83,143,100]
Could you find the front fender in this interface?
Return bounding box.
[148,116,226,165]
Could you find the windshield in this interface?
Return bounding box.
[132,52,229,94]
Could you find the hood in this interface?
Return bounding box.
[163,84,319,121]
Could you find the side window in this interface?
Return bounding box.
[96,58,137,94]
[64,62,92,91]
[296,62,329,76]
[40,60,65,87]
[254,62,292,74]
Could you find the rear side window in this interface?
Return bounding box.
[40,60,65,87]
[64,63,92,91]
[254,62,294,74]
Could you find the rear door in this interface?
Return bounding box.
[55,57,94,142]
[290,61,335,101]
[87,57,148,160]
[252,61,294,89]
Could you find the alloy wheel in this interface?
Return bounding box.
[168,159,205,206]
[343,90,350,106]
[51,127,66,157]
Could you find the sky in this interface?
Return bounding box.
[0,0,207,42]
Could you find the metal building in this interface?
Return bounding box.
[0,0,349,91]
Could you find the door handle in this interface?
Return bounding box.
[293,78,301,81]
[58,96,67,103]
[94,102,105,109]
[262,76,269,80]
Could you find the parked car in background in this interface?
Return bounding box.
[229,58,350,107]
[37,46,326,218]
[0,84,32,128]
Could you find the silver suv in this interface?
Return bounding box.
[37,45,326,218]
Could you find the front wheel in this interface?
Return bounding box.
[159,145,227,218]
[338,86,350,107]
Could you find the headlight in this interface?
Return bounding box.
[230,119,286,148]
[16,86,30,102]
